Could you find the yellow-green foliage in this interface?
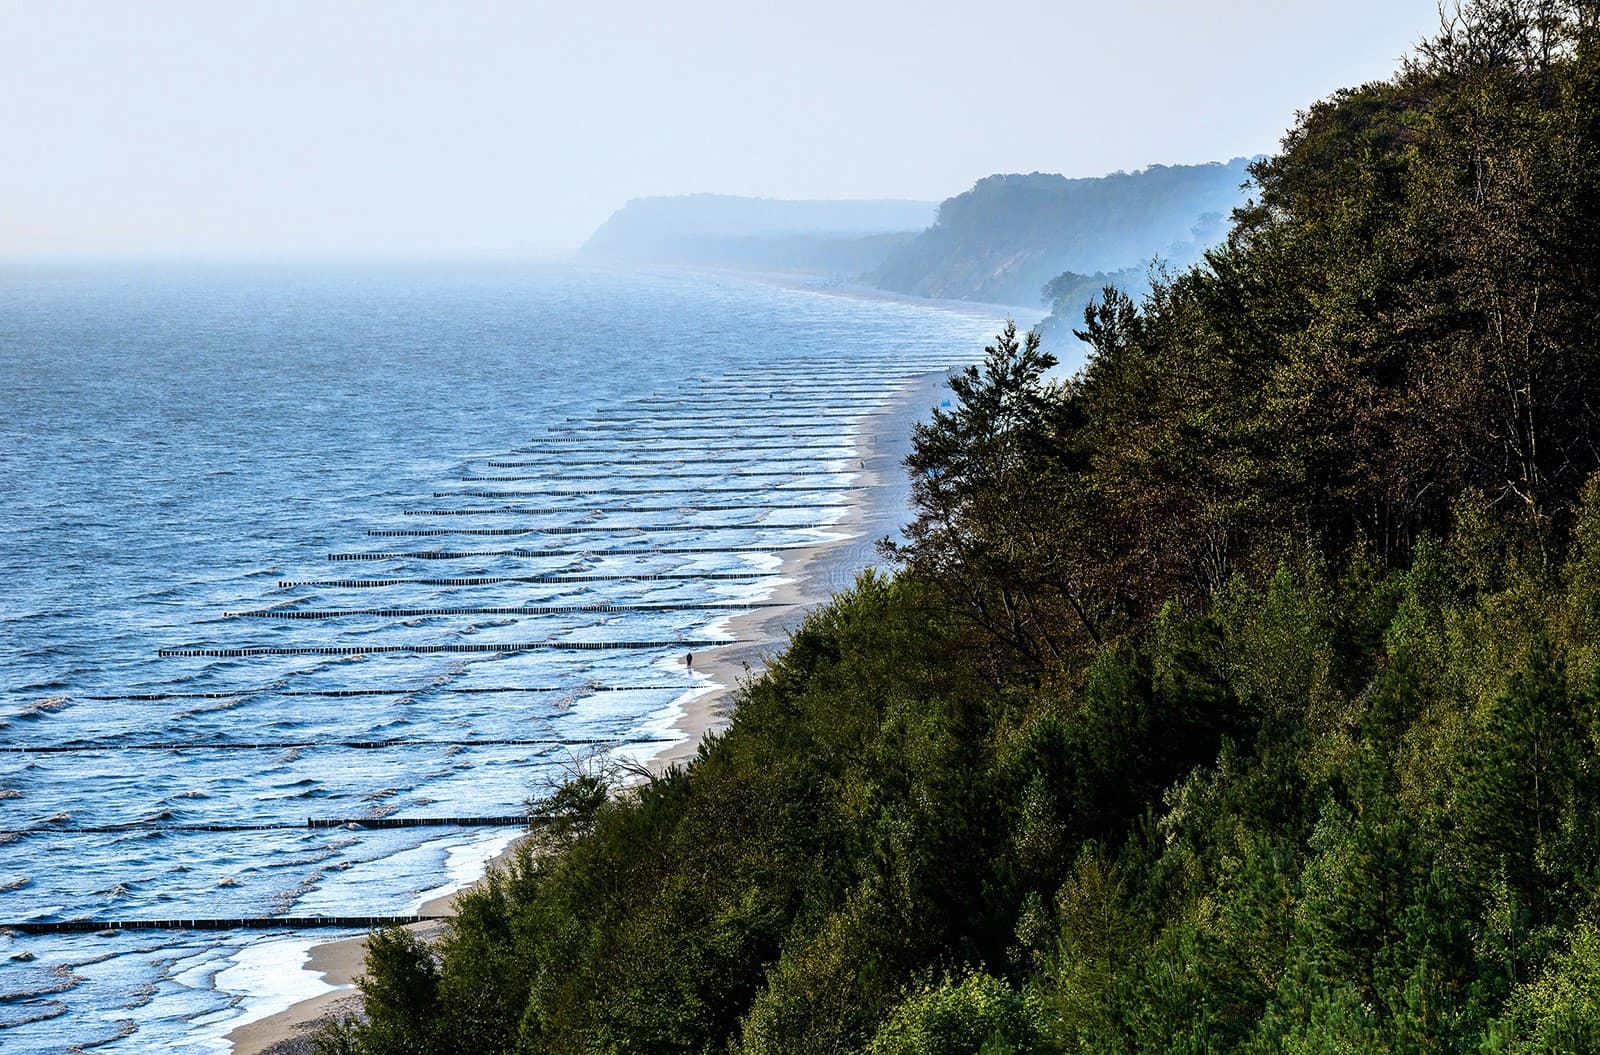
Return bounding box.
[865,972,1045,1055]
[1486,925,1600,1054]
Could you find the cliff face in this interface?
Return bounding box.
[869,159,1253,306]
[576,164,1251,304]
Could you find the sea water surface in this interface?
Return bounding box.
[0,261,1007,1051]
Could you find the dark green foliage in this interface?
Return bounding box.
[334,4,1600,1052]
[1036,267,1150,346]
[328,927,444,1055]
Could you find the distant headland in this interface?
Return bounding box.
[578,157,1259,333]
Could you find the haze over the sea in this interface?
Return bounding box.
[2,0,1438,256]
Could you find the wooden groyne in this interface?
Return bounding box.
[364,521,838,536]
[0,735,674,753]
[366,527,537,537]
[509,441,853,454]
[156,638,736,658]
[690,382,934,391]
[628,405,873,415]
[5,915,447,934]
[548,425,842,437]
[327,543,815,560]
[644,395,884,406]
[549,419,845,430]
[4,816,539,837]
[438,489,857,502]
[458,472,855,485]
[645,391,883,400]
[481,456,838,468]
[81,684,690,701]
[225,602,785,619]
[586,409,865,423]
[327,543,809,560]
[399,502,849,515]
[617,391,883,400]
[693,375,924,385]
[699,367,947,378]
[691,379,934,387]
[446,469,856,483]
[277,571,774,588]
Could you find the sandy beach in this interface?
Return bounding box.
[227,368,948,1055]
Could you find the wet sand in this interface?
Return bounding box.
[227,369,948,1055]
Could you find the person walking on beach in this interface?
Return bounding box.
[685,652,694,669]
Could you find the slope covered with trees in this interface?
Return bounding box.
[325,4,1600,1052]
[870,163,1245,306]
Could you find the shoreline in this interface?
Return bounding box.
[226,369,951,1055]
[584,260,1048,328]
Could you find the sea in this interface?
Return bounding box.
[0,260,1010,1052]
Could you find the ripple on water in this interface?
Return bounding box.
[0,263,1006,1050]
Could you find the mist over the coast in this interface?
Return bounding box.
[2,0,1437,255]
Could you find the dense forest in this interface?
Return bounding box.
[870,164,1244,306]
[324,3,1600,1052]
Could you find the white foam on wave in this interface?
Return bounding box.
[191,935,338,1053]
[197,803,637,1050]
[604,662,719,773]
[409,828,525,912]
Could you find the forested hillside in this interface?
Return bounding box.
[576,168,1244,307]
[326,3,1600,1052]
[869,162,1246,306]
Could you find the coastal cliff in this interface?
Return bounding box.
[869,159,1251,306]
[333,5,1600,1052]
[577,163,1250,323]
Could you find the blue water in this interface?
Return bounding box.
[0,261,1007,1051]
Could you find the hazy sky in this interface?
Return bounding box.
[2,0,1442,255]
